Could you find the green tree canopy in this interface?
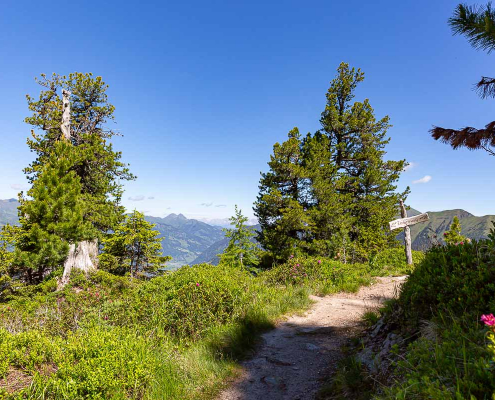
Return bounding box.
[14,141,96,283]
[220,205,260,269]
[254,128,313,259]
[255,63,407,262]
[100,210,167,278]
[443,216,467,245]
[24,72,135,233]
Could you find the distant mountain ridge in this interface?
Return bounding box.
[141,214,225,268]
[1,199,494,266]
[399,208,495,250]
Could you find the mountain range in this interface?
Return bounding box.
[399,208,495,250]
[1,199,494,267]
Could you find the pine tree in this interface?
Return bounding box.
[24,73,135,233]
[443,216,467,245]
[254,128,313,259]
[317,63,408,260]
[255,63,407,263]
[431,3,495,156]
[219,205,260,269]
[13,141,96,283]
[100,210,166,278]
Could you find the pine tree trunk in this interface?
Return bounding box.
[60,239,98,287]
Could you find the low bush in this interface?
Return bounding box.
[262,256,372,295]
[370,247,424,276]
[327,235,495,399]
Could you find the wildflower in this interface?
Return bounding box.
[481,314,495,326]
[104,315,108,320]
[290,255,294,259]
[296,263,300,267]
[460,241,464,245]
[318,260,322,264]
[196,283,200,287]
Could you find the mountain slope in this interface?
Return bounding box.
[144,214,225,268]
[0,201,225,269]
[192,224,261,266]
[0,199,19,227]
[398,209,495,250]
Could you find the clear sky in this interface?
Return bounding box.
[1,0,494,220]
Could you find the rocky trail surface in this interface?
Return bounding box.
[217,276,406,400]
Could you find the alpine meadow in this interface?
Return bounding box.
[1,1,495,399]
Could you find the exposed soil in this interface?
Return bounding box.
[217,276,406,400]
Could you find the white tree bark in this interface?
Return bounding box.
[58,90,99,288]
[61,90,71,140]
[60,240,99,286]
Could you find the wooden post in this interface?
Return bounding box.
[389,206,429,266]
[399,199,413,265]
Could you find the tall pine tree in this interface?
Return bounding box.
[24,73,135,234]
[317,63,407,259]
[256,63,408,262]
[254,128,313,260]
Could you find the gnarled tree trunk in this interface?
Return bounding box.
[60,240,99,287]
[58,91,99,288]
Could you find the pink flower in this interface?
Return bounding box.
[318,260,322,264]
[104,316,108,320]
[481,314,495,326]
[290,255,294,259]
[296,263,300,267]
[443,232,447,236]
[196,283,200,287]
[460,241,464,245]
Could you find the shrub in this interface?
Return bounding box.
[262,256,372,294]
[372,236,495,398]
[370,247,424,276]
[398,240,495,325]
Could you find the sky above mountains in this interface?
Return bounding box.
[1,0,494,219]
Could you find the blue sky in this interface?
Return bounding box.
[0,0,494,220]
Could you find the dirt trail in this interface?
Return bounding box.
[217,276,405,400]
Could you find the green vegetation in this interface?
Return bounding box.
[326,222,495,399]
[14,140,96,284]
[254,63,408,262]
[443,215,467,245]
[0,253,410,399]
[100,210,169,277]
[219,205,260,270]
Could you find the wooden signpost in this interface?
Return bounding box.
[389,200,429,265]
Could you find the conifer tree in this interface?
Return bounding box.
[316,63,408,260]
[254,128,313,259]
[24,73,135,233]
[443,216,467,245]
[219,205,260,269]
[13,141,96,283]
[255,63,407,262]
[100,210,166,278]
